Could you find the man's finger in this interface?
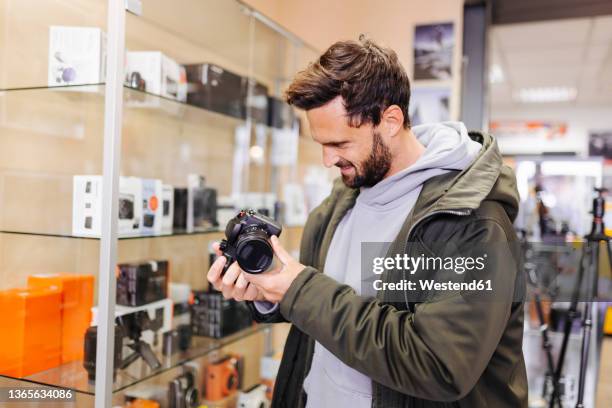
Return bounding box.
[207,255,226,284]
[244,284,259,301]
[222,262,240,286]
[270,235,292,265]
[212,241,223,257]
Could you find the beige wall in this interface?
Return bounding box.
[244,0,465,120]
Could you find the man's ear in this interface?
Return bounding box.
[381,105,404,138]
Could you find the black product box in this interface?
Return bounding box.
[244,78,269,125]
[173,187,218,231]
[116,260,169,307]
[267,96,296,129]
[191,290,252,338]
[184,63,246,119]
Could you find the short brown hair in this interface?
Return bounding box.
[286,36,411,128]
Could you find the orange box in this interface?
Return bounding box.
[0,287,62,377]
[28,274,94,363]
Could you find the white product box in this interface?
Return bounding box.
[161,184,174,233]
[91,298,173,345]
[72,175,142,237]
[140,178,163,235]
[48,26,106,87]
[125,51,187,101]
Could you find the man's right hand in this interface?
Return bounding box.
[207,242,264,302]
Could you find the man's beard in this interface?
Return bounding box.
[337,131,392,188]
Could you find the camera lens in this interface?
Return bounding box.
[235,229,273,274]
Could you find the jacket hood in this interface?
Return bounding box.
[427,130,520,222]
[328,130,520,224]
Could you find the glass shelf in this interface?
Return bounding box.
[0,83,258,125]
[0,227,223,241]
[8,324,268,396]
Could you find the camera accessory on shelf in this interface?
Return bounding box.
[219,209,282,274]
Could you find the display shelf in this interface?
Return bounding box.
[0,227,222,241]
[0,83,251,125]
[5,324,268,396]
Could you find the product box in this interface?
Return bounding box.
[184,63,246,119]
[48,26,106,87]
[72,175,142,237]
[27,274,94,364]
[191,290,252,338]
[267,96,296,129]
[125,51,187,101]
[0,287,62,377]
[141,178,163,235]
[173,175,218,232]
[161,184,174,233]
[116,260,169,307]
[244,78,269,125]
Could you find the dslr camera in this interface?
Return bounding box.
[168,369,199,408]
[219,209,282,274]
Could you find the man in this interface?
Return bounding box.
[208,37,527,408]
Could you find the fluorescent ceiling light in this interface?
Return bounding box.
[514,87,577,103]
[489,64,504,84]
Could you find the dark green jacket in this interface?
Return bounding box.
[251,131,528,407]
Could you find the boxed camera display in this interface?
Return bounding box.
[168,365,200,408]
[126,51,187,101]
[116,260,169,307]
[141,178,163,235]
[237,384,270,408]
[204,354,244,401]
[0,287,62,377]
[72,175,143,237]
[173,175,218,232]
[267,96,296,129]
[184,63,246,119]
[245,78,269,125]
[219,209,282,274]
[48,26,106,87]
[162,184,175,233]
[191,290,252,338]
[27,273,94,364]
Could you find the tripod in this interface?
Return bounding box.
[549,188,611,408]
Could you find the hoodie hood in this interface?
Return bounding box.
[358,121,482,208]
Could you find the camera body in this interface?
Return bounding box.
[219,209,282,274]
[168,369,199,408]
[204,354,244,401]
[237,384,269,408]
[116,260,169,307]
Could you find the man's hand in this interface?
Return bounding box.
[206,242,264,301]
[243,235,306,303]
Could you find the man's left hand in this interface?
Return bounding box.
[243,235,306,304]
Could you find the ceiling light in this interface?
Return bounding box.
[514,87,577,103]
[489,64,504,84]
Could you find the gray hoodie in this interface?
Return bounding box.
[302,121,482,408]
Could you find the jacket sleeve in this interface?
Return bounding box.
[278,219,518,401]
[247,300,287,323]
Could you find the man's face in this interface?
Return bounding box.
[307,97,392,188]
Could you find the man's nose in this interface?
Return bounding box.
[322,147,339,168]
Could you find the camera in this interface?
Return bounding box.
[83,325,123,383]
[237,384,270,408]
[219,209,282,274]
[168,369,200,408]
[163,324,193,356]
[204,354,244,401]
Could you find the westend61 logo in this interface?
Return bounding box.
[372,253,488,275]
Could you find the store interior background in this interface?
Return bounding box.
[0,0,611,407]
